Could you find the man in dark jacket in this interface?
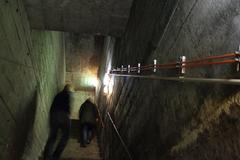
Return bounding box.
[79,98,99,147]
[44,84,73,160]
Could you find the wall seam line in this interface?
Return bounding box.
[167,0,199,53]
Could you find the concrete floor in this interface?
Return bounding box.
[61,138,101,160]
[61,120,102,160]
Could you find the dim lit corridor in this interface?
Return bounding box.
[1,0,240,160]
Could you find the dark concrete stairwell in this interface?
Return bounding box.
[39,120,102,160]
[60,120,102,160]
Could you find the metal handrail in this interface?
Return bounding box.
[109,73,240,86]
[110,52,240,74]
[107,112,133,160]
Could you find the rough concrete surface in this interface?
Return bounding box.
[61,138,101,160]
[22,30,66,160]
[0,0,65,159]
[22,0,133,36]
[97,0,240,160]
[65,34,102,90]
[61,120,102,160]
[2,0,240,159]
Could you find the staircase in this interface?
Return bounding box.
[61,119,102,160]
[40,119,102,160]
[61,138,101,160]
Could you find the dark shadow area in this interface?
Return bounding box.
[10,89,38,159]
[61,158,101,160]
[69,119,81,140]
[70,119,102,150]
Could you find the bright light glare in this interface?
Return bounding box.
[89,77,98,87]
[102,73,114,95]
[103,73,110,85]
[103,86,108,94]
[108,85,113,95]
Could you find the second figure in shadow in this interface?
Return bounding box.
[79,98,99,147]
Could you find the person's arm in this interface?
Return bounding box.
[93,104,98,118]
[50,94,59,114]
[79,103,85,119]
[69,92,74,115]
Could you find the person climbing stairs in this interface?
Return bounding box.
[61,119,102,160]
[40,119,102,160]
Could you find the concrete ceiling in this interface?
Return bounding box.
[23,0,133,36]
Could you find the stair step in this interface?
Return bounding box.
[61,158,102,160]
[61,120,102,160]
[40,119,102,160]
[61,137,101,159]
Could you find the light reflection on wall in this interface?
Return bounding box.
[88,76,98,87]
[103,73,114,95]
[65,34,101,90]
[75,74,98,89]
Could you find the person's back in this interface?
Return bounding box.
[79,100,97,125]
[50,90,71,114]
[50,89,71,127]
[79,99,98,147]
[44,84,73,160]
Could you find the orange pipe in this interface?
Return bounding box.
[184,59,236,68]
[184,53,236,64]
[157,65,176,69]
[111,53,237,73]
[141,67,154,71]
[141,64,154,68]
[156,62,177,67]
[111,60,235,73]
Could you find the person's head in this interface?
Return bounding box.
[63,84,74,92]
[85,98,93,103]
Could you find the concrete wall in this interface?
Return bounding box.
[65,34,105,120]
[0,0,65,159]
[22,31,65,160]
[23,0,133,36]
[98,0,240,160]
[65,33,102,90]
